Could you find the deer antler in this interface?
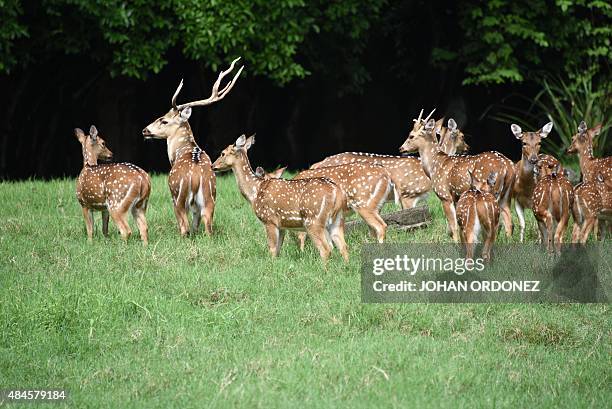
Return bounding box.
[412,108,436,123]
[175,57,244,110]
[423,108,436,123]
[413,109,424,123]
[171,79,184,110]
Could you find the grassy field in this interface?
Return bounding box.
[0,174,610,408]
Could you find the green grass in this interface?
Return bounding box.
[0,174,609,408]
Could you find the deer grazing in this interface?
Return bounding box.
[456,171,500,261]
[310,110,469,209]
[510,122,558,242]
[142,58,244,236]
[400,115,515,242]
[532,157,573,252]
[75,126,151,244]
[212,135,349,263]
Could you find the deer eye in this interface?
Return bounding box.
[161,120,169,125]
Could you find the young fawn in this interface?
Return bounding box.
[142,58,244,236]
[310,111,469,209]
[75,126,151,243]
[400,115,515,242]
[532,157,573,253]
[510,122,558,242]
[212,135,349,263]
[456,171,500,261]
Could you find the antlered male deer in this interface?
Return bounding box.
[532,158,573,253]
[311,111,469,209]
[400,115,515,242]
[510,122,557,242]
[142,58,244,236]
[456,171,500,261]
[75,126,151,244]
[212,135,349,263]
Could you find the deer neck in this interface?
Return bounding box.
[577,143,595,177]
[167,125,198,165]
[231,150,263,204]
[418,137,442,178]
[82,146,98,167]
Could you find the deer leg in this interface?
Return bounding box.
[110,210,131,242]
[296,232,307,251]
[578,217,594,244]
[82,207,94,241]
[202,202,214,235]
[401,197,417,209]
[537,218,548,249]
[102,210,110,237]
[190,208,201,235]
[554,214,569,253]
[329,213,349,262]
[306,224,332,264]
[545,216,554,253]
[571,219,582,243]
[482,225,497,263]
[515,201,526,243]
[173,203,190,237]
[264,224,281,257]
[131,206,149,245]
[441,200,460,242]
[357,208,386,243]
[499,198,513,238]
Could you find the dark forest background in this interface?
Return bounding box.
[0,0,610,180]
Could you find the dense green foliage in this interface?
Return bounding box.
[1,175,610,407]
[1,0,609,87]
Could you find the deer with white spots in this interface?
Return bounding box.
[532,157,573,253]
[567,121,612,240]
[74,126,151,244]
[143,58,244,236]
[510,122,558,242]
[213,135,349,263]
[456,170,500,261]
[310,110,469,209]
[400,115,515,242]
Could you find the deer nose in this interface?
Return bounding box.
[142,127,151,136]
[528,155,538,164]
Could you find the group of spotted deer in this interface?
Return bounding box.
[74,59,611,264]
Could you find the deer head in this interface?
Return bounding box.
[211,134,255,171]
[438,118,470,154]
[257,166,287,179]
[75,125,113,166]
[511,122,553,164]
[534,156,561,180]
[399,108,437,153]
[142,57,244,141]
[567,121,602,154]
[468,169,497,193]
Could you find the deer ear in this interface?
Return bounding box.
[589,123,602,137]
[235,134,246,148]
[578,121,587,133]
[255,167,265,177]
[245,134,256,150]
[74,128,86,143]
[89,125,98,140]
[533,164,540,176]
[425,118,436,131]
[487,172,498,187]
[448,118,457,131]
[269,166,286,178]
[435,118,444,134]
[597,173,604,183]
[179,107,192,122]
[539,122,553,138]
[510,124,522,139]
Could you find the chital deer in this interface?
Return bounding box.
[571,178,604,243]
[310,112,468,209]
[510,122,558,242]
[400,115,515,242]
[532,158,573,252]
[567,122,611,183]
[294,163,392,242]
[212,135,349,263]
[142,58,244,236]
[75,126,151,244]
[456,171,500,261]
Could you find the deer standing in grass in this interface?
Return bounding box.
[456,171,500,261]
[567,121,612,241]
[400,115,515,242]
[212,135,349,263]
[142,58,244,236]
[510,122,558,242]
[311,110,469,209]
[532,157,573,253]
[75,126,151,244]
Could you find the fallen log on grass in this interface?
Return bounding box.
[345,205,431,232]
